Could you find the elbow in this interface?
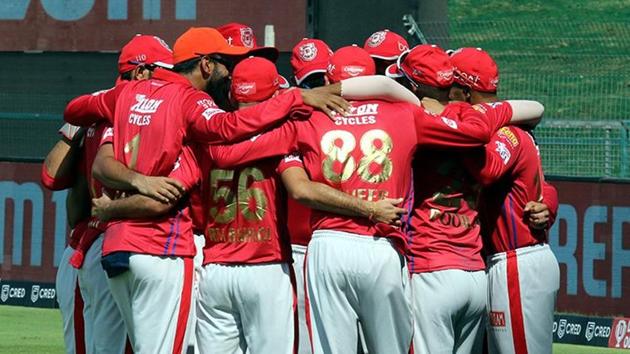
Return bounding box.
[287,183,313,204]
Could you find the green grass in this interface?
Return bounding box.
[0,305,627,353]
[0,305,64,354]
[446,0,630,121]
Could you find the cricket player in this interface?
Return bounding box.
[363,29,409,75]
[63,27,348,353]
[41,123,87,354]
[42,34,173,354]
[451,47,560,354]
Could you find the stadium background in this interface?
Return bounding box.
[0,0,628,352]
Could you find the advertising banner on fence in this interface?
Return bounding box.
[552,313,613,347]
[0,0,305,51]
[1,163,629,314]
[610,317,630,350]
[0,279,57,308]
[548,179,630,317]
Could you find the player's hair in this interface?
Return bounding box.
[297,72,326,89]
[414,82,451,102]
[173,57,201,74]
[119,70,133,81]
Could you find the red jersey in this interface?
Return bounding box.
[407,101,513,273]
[197,144,291,264]
[63,69,304,257]
[218,100,495,250]
[277,153,313,247]
[465,126,547,254]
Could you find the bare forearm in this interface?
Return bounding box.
[93,155,141,191]
[44,139,81,180]
[100,194,171,220]
[293,181,372,218]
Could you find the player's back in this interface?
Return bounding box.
[112,78,191,176]
[295,99,419,245]
[479,126,546,253]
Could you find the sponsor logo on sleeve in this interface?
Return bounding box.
[498,127,519,147]
[495,141,511,165]
[441,117,458,129]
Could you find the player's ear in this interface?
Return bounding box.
[199,57,213,79]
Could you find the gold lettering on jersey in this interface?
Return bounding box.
[208,168,268,224]
[334,104,379,126]
[497,127,519,148]
[429,210,473,229]
[206,226,272,243]
[320,129,394,185]
[349,188,389,201]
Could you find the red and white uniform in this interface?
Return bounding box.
[407,101,512,354]
[63,68,303,354]
[465,125,560,354]
[220,99,497,354]
[193,143,295,353]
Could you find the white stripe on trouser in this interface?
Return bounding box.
[107,254,193,354]
[411,269,487,354]
[186,234,206,354]
[56,245,83,354]
[292,244,313,354]
[195,262,295,354]
[306,230,413,354]
[77,237,127,354]
[486,243,559,354]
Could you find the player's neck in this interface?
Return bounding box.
[470,90,499,104]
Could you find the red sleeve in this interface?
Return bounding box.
[184,89,304,144]
[168,145,201,191]
[414,104,493,148]
[276,152,305,174]
[208,121,299,168]
[40,164,75,190]
[100,125,114,146]
[464,127,522,186]
[64,84,126,126]
[472,101,513,132]
[542,182,559,226]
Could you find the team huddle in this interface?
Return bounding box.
[42,23,561,354]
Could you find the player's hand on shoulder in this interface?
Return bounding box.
[370,198,405,226]
[299,88,350,119]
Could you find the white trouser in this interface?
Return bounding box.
[486,243,559,354]
[292,244,312,354]
[107,254,194,354]
[196,262,295,354]
[56,245,85,354]
[411,269,487,354]
[77,237,127,354]
[186,233,206,353]
[306,230,413,354]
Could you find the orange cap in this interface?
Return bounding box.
[173,27,250,64]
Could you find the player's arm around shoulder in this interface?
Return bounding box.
[278,154,404,225]
[464,125,524,186]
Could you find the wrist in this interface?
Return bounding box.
[365,201,376,222]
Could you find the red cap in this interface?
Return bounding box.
[290,38,333,85]
[118,34,174,74]
[173,27,250,65]
[450,47,499,92]
[385,44,454,88]
[217,22,279,62]
[231,57,284,103]
[326,45,376,83]
[363,29,409,61]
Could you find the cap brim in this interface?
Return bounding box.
[385,63,403,78]
[212,45,251,56]
[153,61,174,69]
[369,53,399,61]
[248,47,280,62]
[295,68,327,85]
[278,75,290,89]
